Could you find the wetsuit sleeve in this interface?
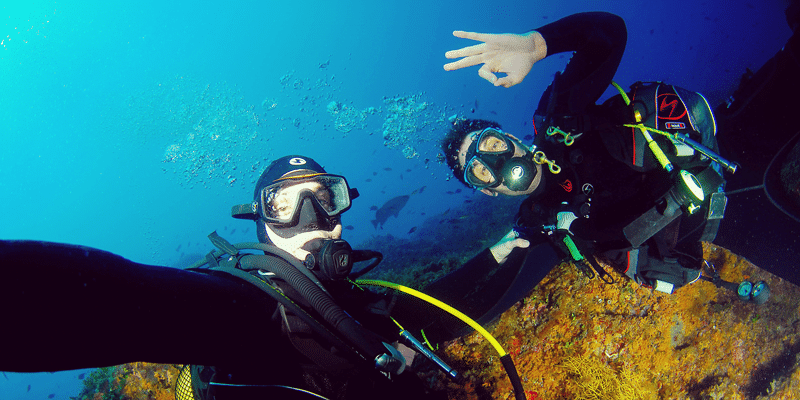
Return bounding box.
[390,248,500,343]
[533,12,627,115]
[395,241,559,344]
[422,248,498,307]
[0,240,286,372]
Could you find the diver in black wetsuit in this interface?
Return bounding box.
[0,155,445,400]
[432,12,770,320]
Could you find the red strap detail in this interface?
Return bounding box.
[559,179,573,192]
[624,251,631,273]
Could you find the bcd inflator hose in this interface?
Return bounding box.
[356,279,528,400]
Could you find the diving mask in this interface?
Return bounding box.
[260,174,355,227]
[463,128,537,191]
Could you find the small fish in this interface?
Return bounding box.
[465,200,473,203]
[372,172,378,176]
[474,99,479,110]
[48,394,55,399]
[490,110,497,115]
[408,227,417,234]
[175,244,182,252]
[418,186,427,194]
[455,189,462,193]
[370,205,378,211]
[405,169,411,172]
[1,371,6,380]
[383,167,392,171]
[319,60,330,69]
[366,178,372,182]
[78,373,86,379]
[344,225,355,230]
[446,191,454,195]
[399,174,403,180]
[230,229,236,235]
[27,385,31,392]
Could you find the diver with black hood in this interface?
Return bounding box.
[0,155,446,400]
[431,11,777,327]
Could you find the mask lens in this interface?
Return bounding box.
[314,175,351,213]
[261,175,352,225]
[262,188,295,222]
[465,156,499,188]
[477,128,512,155]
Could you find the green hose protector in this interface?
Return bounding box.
[562,235,584,261]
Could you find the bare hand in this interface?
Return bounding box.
[444,30,547,88]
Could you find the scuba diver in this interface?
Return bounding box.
[0,155,447,400]
[435,11,775,312]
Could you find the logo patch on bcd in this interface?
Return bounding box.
[657,93,688,121]
[289,157,307,166]
[665,122,686,130]
[656,87,691,132]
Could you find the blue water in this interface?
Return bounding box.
[0,0,793,398]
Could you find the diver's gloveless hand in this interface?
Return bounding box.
[490,229,530,265]
[443,30,547,88]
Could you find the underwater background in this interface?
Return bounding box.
[0,0,795,399]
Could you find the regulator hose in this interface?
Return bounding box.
[356,279,527,400]
[189,241,389,369]
[238,254,388,361]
